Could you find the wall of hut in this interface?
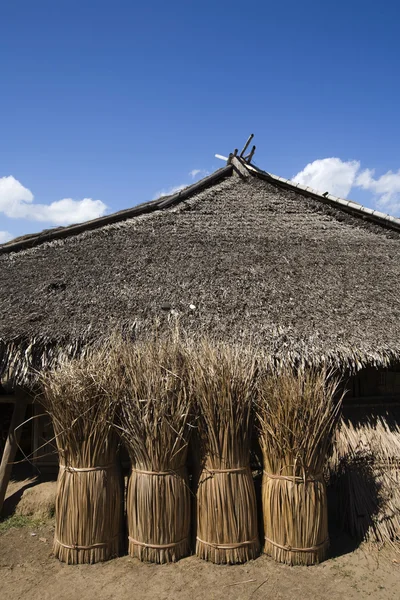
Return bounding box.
[346,365,400,405]
[343,365,400,430]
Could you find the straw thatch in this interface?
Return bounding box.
[2,160,400,386]
[329,409,400,546]
[40,347,124,564]
[192,341,259,564]
[113,337,192,563]
[257,368,342,565]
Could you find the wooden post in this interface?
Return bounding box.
[0,399,28,515]
[32,402,40,466]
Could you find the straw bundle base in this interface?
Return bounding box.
[263,536,329,566]
[54,463,123,565]
[262,474,329,566]
[127,468,191,564]
[53,535,121,565]
[128,536,190,564]
[196,467,260,564]
[195,536,260,565]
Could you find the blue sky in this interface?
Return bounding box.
[1,0,400,242]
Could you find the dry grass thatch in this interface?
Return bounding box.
[191,341,260,564]
[114,337,192,563]
[3,169,400,389]
[257,368,342,565]
[40,346,124,564]
[329,409,400,546]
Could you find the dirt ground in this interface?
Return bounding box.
[1,522,400,600]
[1,478,400,600]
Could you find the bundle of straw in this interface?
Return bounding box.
[329,410,400,545]
[192,342,259,564]
[115,338,192,563]
[40,347,123,564]
[257,368,342,565]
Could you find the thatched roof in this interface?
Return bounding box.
[1,157,400,383]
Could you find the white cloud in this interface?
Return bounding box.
[24,197,108,225]
[356,168,400,215]
[0,231,13,244]
[153,168,209,200]
[153,184,187,200]
[293,158,360,198]
[293,158,400,217]
[189,168,209,180]
[0,175,107,226]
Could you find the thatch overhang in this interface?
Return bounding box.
[1,158,400,384]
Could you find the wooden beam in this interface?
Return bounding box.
[231,156,251,179]
[0,395,16,404]
[0,398,28,515]
[245,145,256,164]
[239,133,254,158]
[32,402,40,466]
[343,395,400,408]
[0,391,34,404]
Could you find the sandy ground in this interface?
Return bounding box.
[1,520,400,600]
[2,476,400,600]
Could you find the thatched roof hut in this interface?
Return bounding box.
[1,155,400,383]
[1,150,400,541]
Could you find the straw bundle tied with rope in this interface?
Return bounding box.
[40,346,124,564]
[114,338,192,563]
[192,342,260,564]
[329,411,400,546]
[257,368,342,566]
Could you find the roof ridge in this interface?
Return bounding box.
[236,158,400,233]
[0,165,233,254]
[3,153,400,256]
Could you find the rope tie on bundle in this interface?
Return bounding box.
[206,466,250,474]
[196,536,258,550]
[128,536,187,549]
[263,471,324,483]
[55,533,120,551]
[264,535,329,553]
[131,465,185,476]
[59,463,115,472]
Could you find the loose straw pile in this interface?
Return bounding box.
[329,410,400,546]
[257,368,342,565]
[40,346,123,564]
[115,338,192,563]
[192,342,259,564]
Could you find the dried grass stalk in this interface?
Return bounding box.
[115,338,192,563]
[257,368,342,565]
[40,345,123,564]
[329,410,400,546]
[192,342,260,564]
[127,466,190,563]
[54,459,122,564]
